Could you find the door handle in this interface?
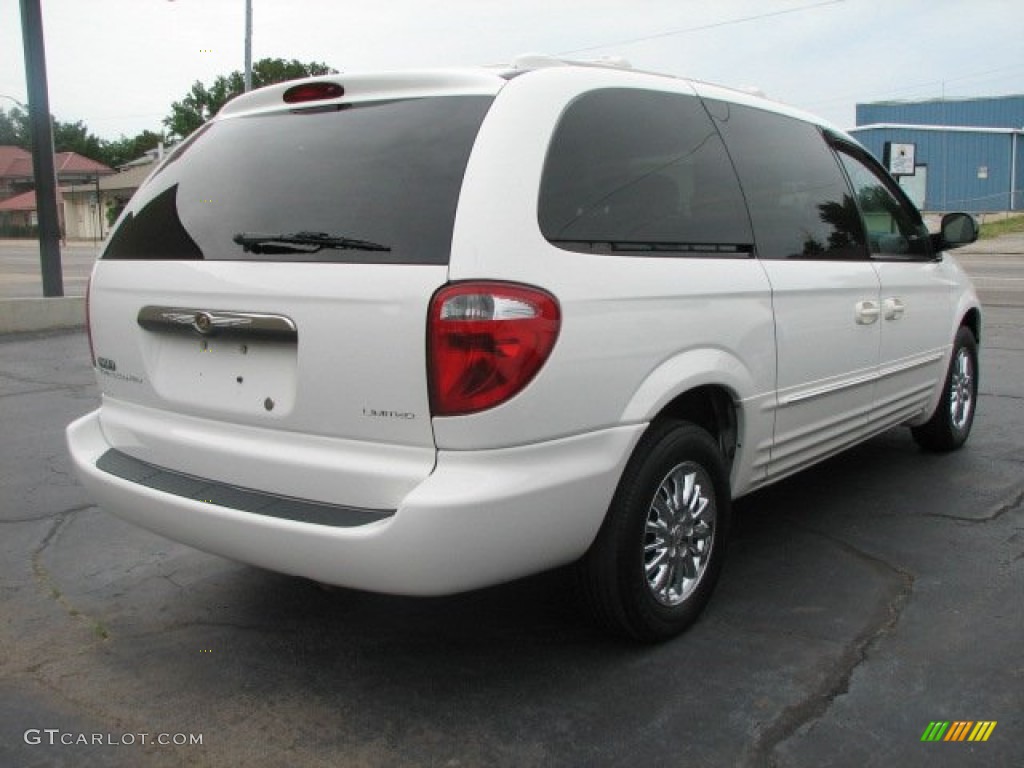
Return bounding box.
[883,297,906,321]
[855,300,880,325]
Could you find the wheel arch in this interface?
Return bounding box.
[960,306,981,345]
[649,385,740,476]
[620,349,759,483]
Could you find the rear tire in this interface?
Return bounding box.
[578,420,731,642]
[911,326,978,452]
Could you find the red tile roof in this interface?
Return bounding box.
[55,151,114,175]
[0,145,32,177]
[0,188,67,212]
[0,189,50,211]
[0,145,113,180]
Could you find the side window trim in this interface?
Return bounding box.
[697,97,759,259]
[821,135,871,259]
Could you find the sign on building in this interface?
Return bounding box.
[884,142,916,176]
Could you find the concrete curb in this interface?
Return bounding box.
[0,297,85,334]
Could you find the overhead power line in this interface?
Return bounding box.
[558,0,845,56]
[806,62,1024,111]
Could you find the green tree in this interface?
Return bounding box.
[0,107,30,146]
[1,106,165,169]
[52,118,105,160]
[163,57,337,139]
[1,106,105,160]
[101,130,164,168]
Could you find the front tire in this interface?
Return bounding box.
[911,325,978,452]
[578,421,731,642]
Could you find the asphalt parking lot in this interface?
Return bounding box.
[0,239,97,299]
[1,240,1022,767]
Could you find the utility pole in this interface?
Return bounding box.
[19,0,63,297]
[244,0,253,91]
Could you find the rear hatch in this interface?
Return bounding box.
[87,73,499,507]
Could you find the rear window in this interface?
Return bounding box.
[102,96,494,264]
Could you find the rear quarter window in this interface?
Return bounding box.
[538,88,752,256]
[103,95,494,265]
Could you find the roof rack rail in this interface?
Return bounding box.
[509,53,633,71]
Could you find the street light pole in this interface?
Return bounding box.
[18,0,63,297]
[244,0,253,91]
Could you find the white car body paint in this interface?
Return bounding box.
[67,62,980,596]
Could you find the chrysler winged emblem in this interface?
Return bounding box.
[193,311,214,335]
[137,306,297,342]
[151,309,254,336]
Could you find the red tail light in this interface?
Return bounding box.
[428,282,560,416]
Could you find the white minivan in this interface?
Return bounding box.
[67,59,981,640]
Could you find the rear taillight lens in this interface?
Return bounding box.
[428,282,560,416]
[85,273,95,367]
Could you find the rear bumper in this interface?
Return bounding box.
[67,409,644,595]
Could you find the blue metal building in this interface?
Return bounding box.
[850,95,1024,212]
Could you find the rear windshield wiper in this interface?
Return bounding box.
[233,231,391,254]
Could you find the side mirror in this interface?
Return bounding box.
[938,212,979,249]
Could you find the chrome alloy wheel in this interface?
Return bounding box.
[644,462,716,607]
[949,346,975,431]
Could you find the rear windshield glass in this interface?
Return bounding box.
[102,96,494,264]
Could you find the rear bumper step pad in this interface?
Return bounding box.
[96,449,393,528]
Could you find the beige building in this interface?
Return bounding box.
[61,161,157,240]
[0,146,115,238]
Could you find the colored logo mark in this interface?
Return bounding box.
[921,721,997,742]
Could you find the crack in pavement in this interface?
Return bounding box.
[810,486,1024,524]
[979,391,1024,401]
[121,620,284,639]
[743,525,914,768]
[0,366,93,387]
[972,453,1024,466]
[920,487,1024,524]
[0,383,95,400]
[743,490,1023,767]
[31,512,111,643]
[162,572,187,592]
[15,659,150,743]
[0,503,94,525]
